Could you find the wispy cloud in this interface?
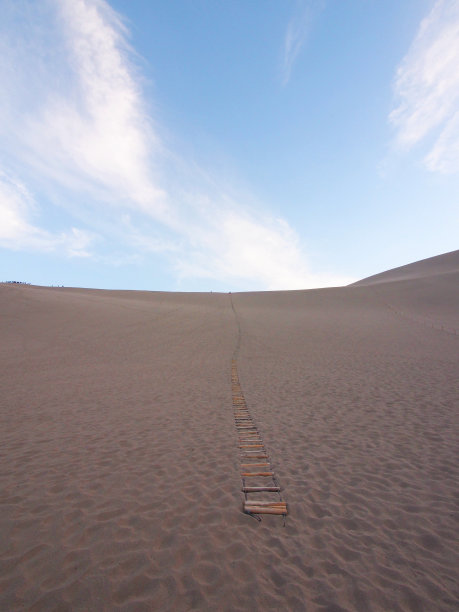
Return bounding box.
[3,0,167,217]
[281,1,322,86]
[0,0,350,290]
[173,199,353,290]
[389,0,459,173]
[0,169,94,256]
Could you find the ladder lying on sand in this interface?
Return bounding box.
[231,359,287,518]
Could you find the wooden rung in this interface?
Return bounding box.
[241,463,270,467]
[242,486,280,492]
[239,445,264,448]
[241,471,274,477]
[245,506,287,512]
[244,500,286,506]
[244,507,287,515]
[244,501,287,509]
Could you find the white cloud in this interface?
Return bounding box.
[0,171,35,243]
[0,169,94,256]
[424,109,459,172]
[389,0,459,173]
[176,209,311,290]
[46,0,167,216]
[281,1,322,86]
[0,0,351,290]
[173,197,353,290]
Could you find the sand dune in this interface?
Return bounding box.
[1,252,458,610]
[353,249,459,285]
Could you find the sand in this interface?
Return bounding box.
[1,251,458,611]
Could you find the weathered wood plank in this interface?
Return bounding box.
[242,486,280,492]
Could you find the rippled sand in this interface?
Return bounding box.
[1,251,458,610]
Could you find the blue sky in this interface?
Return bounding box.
[0,0,458,291]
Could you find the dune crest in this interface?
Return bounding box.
[352,249,459,285]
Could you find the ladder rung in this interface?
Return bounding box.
[242,486,280,492]
[244,506,287,515]
[239,444,264,448]
[244,502,287,515]
[244,501,286,507]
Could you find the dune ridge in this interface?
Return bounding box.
[1,252,458,610]
[352,249,459,286]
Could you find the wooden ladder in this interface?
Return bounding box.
[232,359,287,518]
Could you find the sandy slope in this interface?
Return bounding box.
[1,253,458,611]
[353,249,459,285]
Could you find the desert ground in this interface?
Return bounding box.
[1,250,458,611]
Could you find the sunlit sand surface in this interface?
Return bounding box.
[1,251,458,610]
